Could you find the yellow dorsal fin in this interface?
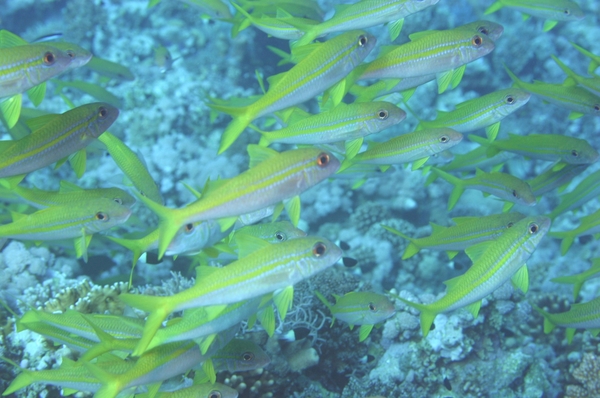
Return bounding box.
[236,234,272,258]
[247,144,279,168]
[464,240,492,263]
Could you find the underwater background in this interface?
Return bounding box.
[0,0,600,397]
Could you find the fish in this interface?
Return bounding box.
[145,297,265,353]
[136,146,339,258]
[289,0,439,47]
[350,74,436,103]
[550,259,600,300]
[504,65,600,120]
[0,102,119,181]
[84,55,135,81]
[315,290,396,342]
[338,128,463,172]
[54,80,122,108]
[231,3,318,40]
[382,212,527,260]
[416,88,531,141]
[208,30,376,153]
[0,180,135,209]
[484,0,584,32]
[0,30,91,128]
[468,133,599,164]
[234,0,325,21]
[436,145,516,174]
[133,382,239,398]
[548,209,600,255]
[154,45,174,72]
[534,297,600,344]
[98,131,163,204]
[357,24,496,94]
[252,101,406,154]
[398,215,551,337]
[2,355,135,396]
[547,169,600,219]
[119,236,342,356]
[431,168,536,211]
[209,338,271,372]
[0,197,132,261]
[86,341,206,398]
[527,162,588,197]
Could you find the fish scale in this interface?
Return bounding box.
[0,102,119,178]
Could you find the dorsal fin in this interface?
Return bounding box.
[247,144,279,168]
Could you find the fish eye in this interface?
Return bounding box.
[113,198,123,205]
[98,107,108,118]
[528,223,539,234]
[312,242,327,257]
[242,352,254,361]
[564,9,571,15]
[208,392,222,398]
[316,152,330,167]
[507,222,514,228]
[471,35,483,47]
[95,212,108,221]
[43,51,56,65]
[505,95,515,104]
[594,104,600,112]
[368,302,377,311]
[358,35,368,47]
[512,189,519,198]
[571,150,579,157]
[377,110,389,120]
[275,231,286,241]
[184,223,194,233]
[439,135,449,143]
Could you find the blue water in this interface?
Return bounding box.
[1,0,599,397]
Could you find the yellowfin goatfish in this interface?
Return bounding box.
[231,3,319,40]
[0,30,91,128]
[358,25,495,94]
[315,290,396,342]
[339,127,463,172]
[134,382,239,398]
[436,145,515,174]
[416,88,530,141]
[534,297,600,344]
[85,56,135,81]
[252,101,406,152]
[398,215,550,337]
[431,168,536,211]
[548,169,600,219]
[382,212,526,260]
[548,210,600,255]
[504,65,600,120]
[528,162,588,197]
[289,0,439,47]
[137,146,339,259]
[98,131,163,204]
[208,30,376,153]
[0,102,118,179]
[0,197,131,261]
[550,259,600,300]
[119,236,342,356]
[469,133,599,164]
[0,181,135,209]
[484,0,584,32]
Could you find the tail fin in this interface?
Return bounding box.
[1,356,35,396]
[118,294,173,356]
[134,192,185,259]
[532,305,556,334]
[468,134,500,157]
[432,168,465,211]
[380,224,420,260]
[396,296,437,337]
[206,101,253,154]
